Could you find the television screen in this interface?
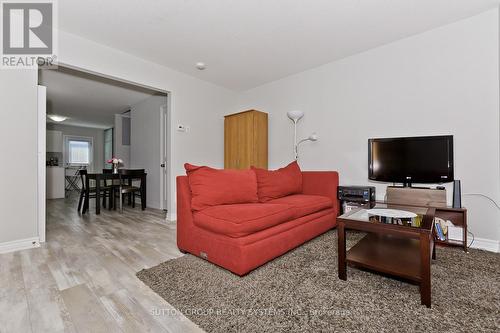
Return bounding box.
[368,135,453,184]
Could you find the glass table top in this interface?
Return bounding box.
[338,202,433,230]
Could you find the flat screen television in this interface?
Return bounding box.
[368,135,453,186]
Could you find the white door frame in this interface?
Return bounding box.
[37,85,46,243]
[159,103,171,214]
[37,63,173,242]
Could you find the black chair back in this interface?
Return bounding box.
[119,169,145,177]
[102,168,113,186]
[119,169,145,187]
[79,169,88,191]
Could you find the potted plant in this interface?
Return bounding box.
[107,157,123,174]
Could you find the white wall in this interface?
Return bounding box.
[114,114,131,168]
[0,70,38,245]
[0,29,235,248]
[236,9,500,247]
[130,95,168,209]
[47,123,105,172]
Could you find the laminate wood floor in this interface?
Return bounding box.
[0,196,203,333]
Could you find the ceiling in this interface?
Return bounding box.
[39,67,160,129]
[58,0,500,91]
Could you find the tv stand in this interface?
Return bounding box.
[386,186,467,252]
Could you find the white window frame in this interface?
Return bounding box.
[64,135,94,170]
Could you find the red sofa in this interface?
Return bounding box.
[177,169,339,276]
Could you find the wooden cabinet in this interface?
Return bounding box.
[224,110,268,169]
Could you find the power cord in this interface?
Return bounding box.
[463,193,500,210]
[467,230,475,248]
[462,193,499,249]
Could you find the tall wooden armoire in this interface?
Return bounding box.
[224,110,268,169]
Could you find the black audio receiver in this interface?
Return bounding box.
[338,186,376,203]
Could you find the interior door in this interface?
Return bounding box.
[160,105,168,211]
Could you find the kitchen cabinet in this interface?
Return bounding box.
[46,167,65,199]
[47,130,63,152]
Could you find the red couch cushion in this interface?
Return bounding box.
[185,163,258,211]
[267,194,333,219]
[251,161,303,202]
[193,203,294,238]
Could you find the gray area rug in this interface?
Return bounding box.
[137,231,500,332]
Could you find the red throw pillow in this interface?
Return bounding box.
[251,161,303,202]
[184,163,258,211]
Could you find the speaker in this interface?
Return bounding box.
[453,180,461,208]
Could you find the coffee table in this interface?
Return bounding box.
[337,203,436,308]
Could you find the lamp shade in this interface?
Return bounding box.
[48,114,67,122]
[308,133,319,141]
[287,110,304,121]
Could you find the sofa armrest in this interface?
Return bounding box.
[301,171,339,215]
[176,176,194,250]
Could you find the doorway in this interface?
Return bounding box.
[160,105,170,213]
[37,64,172,242]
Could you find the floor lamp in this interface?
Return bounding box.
[287,110,318,160]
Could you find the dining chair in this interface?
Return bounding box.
[116,169,145,213]
[102,168,117,179]
[65,165,84,197]
[102,168,120,209]
[77,169,112,213]
[103,168,132,210]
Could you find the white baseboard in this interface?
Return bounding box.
[147,203,161,210]
[470,237,500,253]
[166,212,177,222]
[0,237,40,254]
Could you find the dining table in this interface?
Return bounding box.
[84,170,147,215]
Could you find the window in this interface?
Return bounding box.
[104,128,114,169]
[68,140,90,164]
[65,136,93,166]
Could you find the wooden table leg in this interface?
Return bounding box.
[432,239,436,260]
[420,233,432,308]
[338,222,347,281]
[128,178,132,205]
[141,175,147,210]
[113,185,117,211]
[109,187,114,210]
[463,212,468,253]
[83,176,90,214]
[95,175,101,215]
